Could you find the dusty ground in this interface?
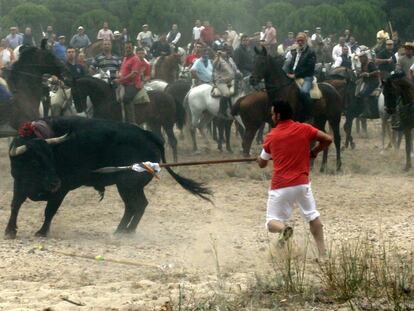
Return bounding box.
[0,120,413,310]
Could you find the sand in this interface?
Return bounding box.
[0,120,413,310]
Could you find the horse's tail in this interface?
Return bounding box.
[175,98,186,130]
[231,95,245,116]
[146,129,212,202]
[40,38,48,50]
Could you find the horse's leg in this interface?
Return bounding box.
[356,117,360,134]
[217,118,224,152]
[330,117,342,171]
[314,117,328,173]
[361,118,368,137]
[242,126,259,157]
[343,112,354,149]
[256,123,265,145]
[404,129,412,171]
[212,118,218,142]
[225,119,233,153]
[190,125,198,153]
[164,124,178,162]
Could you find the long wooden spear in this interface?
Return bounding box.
[93,157,257,174]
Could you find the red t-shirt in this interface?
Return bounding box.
[201,26,214,44]
[261,120,318,190]
[185,54,199,67]
[120,55,143,89]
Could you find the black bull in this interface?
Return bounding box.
[5,117,212,239]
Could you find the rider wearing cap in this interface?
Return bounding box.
[287,32,316,121]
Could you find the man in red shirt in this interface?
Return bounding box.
[135,47,151,83]
[257,100,332,256]
[185,42,202,68]
[117,41,150,124]
[200,21,214,46]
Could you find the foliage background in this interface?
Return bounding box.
[0,0,411,45]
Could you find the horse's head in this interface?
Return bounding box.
[382,71,406,114]
[250,46,285,87]
[13,45,66,81]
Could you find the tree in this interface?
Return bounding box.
[340,1,385,45]
[1,3,54,38]
[258,2,296,37]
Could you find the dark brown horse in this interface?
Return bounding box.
[153,53,181,83]
[245,47,343,172]
[71,76,178,162]
[383,72,414,171]
[324,67,358,149]
[6,40,65,129]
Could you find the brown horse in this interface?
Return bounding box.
[71,76,178,162]
[83,40,104,59]
[6,40,65,129]
[383,72,414,171]
[244,47,343,172]
[153,53,181,83]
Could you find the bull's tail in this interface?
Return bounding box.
[145,130,213,202]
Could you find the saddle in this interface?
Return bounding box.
[295,77,322,99]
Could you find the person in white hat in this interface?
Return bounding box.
[136,24,153,49]
[112,30,123,56]
[5,26,23,49]
[69,26,91,50]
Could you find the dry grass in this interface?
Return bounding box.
[174,234,414,310]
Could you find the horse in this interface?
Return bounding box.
[184,82,245,153]
[7,39,65,129]
[323,67,359,149]
[165,79,192,133]
[382,72,414,171]
[83,40,104,59]
[248,47,343,172]
[153,53,182,83]
[71,76,179,162]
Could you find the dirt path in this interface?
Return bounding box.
[0,121,413,310]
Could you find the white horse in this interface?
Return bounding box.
[144,79,168,92]
[185,82,246,153]
[48,80,89,117]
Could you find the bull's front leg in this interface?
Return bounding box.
[35,191,67,237]
[5,191,26,239]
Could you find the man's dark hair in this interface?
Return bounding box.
[272,100,293,120]
[124,41,133,46]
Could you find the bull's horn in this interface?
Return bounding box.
[9,145,27,157]
[45,133,69,145]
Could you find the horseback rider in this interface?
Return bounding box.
[396,42,414,77]
[233,34,254,77]
[375,39,397,79]
[91,39,122,82]
[117,41,150,125]
[213,45,240,118]
[331,46,352,69]
[190,47,213,85]
[287,32,316,121]
[332,37,350,64]
[150,34,171,58]
[355,47,380,118]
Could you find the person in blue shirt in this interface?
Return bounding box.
[53,35,67,62]
[190,47,212,85]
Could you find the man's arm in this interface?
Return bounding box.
[310,130,332,157]
[257,147,271,168]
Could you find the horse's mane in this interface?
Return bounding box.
[77,76,115,99]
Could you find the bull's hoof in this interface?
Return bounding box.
[34,230,48,237]
[403,165,411,172]
[351,142,356,150]
[226,148,233,154]
[4,229,17,240]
